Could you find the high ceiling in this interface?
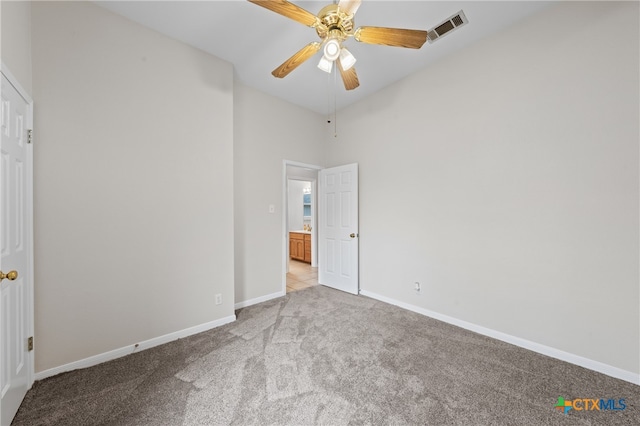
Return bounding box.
[95,1,553,115]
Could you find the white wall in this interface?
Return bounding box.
[1,0,32,93]
[234,83,325,305]
[31,1,235,372]
[326,1,640,375]
[288,180,306,232]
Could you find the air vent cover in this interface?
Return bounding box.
[427,10,468,43]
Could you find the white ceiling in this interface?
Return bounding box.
[95,1,553,115]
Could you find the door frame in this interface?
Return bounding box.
[0,63,35,414]
[281,160,322,294]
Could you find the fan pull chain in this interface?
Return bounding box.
[327,68,332,125]
[325,65,338,137]
[333,65,338,138]
[326,66,337,137]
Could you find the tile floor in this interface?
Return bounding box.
[286,260,319,293]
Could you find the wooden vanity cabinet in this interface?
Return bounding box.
[289,232,311,263]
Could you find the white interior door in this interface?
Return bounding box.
[1,70,33,426]
[318,163,358,295]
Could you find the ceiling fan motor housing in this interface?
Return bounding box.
[315,4,354,41]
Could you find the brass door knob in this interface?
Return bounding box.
[350,233,357,238]
[0,270,18,282]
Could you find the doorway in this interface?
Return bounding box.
[286,179,318,293]
[282,161,321,294]
[281,161,360,296]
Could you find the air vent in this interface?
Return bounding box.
[434,21,454,37]
[427,10,468,43]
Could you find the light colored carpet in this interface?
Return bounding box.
[12,286,640,425]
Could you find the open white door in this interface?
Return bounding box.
[1,69,34,425]
[318,163,358,295]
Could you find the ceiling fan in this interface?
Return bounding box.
[247,0,429,91]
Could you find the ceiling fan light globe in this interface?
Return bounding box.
[318,55,333,73]
[324,39,341,61]
[339,48,356,70]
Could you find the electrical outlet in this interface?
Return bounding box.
[215,294,222,305]
[414,282,421,293]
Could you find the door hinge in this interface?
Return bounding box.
[27,129,33,144]
[28,336,34,351]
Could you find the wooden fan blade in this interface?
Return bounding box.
[338,60,360,91]
[272,42,322,78]
[338,0,362,16]
[354,26,428,49]
[248,0,319,27]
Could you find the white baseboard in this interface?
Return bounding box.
[235,291,284,310]
[35,315,236,381]
[360,290,639,386]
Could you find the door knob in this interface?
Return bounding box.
[0,270,18,282]
[350,233,357,238]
